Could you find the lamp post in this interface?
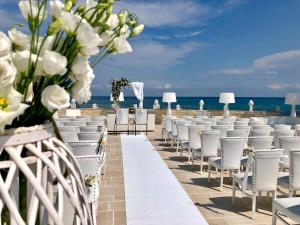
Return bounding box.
[285,93,300,117]
[219,92,235,117]
[199,99,204,111]
[162,92,177,116]
[249,100,254,112]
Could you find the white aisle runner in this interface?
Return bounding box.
[121,134,208,225]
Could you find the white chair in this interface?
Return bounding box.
[78,132,101,142]
[274,130,295,149]
[170,119,186,148]
[252,125,272,130]
[58,126,80,133]
[69,142,100,156]
[196,120,211,130]
[188,125,206,162]
[236,118,250,123]
[274,124,292,130]
[115,108,129,135]
[272,197,300,225]
[208,137,245,191]
[60,132,79,143]
[217,120,233,126]
[295,124,300,130]
[134,109,148,135]
[234,121,249,126]
[63,121,86,126]
[279,136,300,169]
[251,129,272,137]
[232,149,283,219]
[212,125,232,138]
[80,126,99,132]
[278,149,300,197]
[227,129,249,148]
[176,123,190,154]
[249,120,266,127]
[163,116,174,142]
[205,118,217,126]
[192,130,220,173]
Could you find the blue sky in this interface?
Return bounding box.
[1,0,300,97]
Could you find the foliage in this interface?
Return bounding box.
[111,77,130,105]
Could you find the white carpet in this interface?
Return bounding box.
[121,134,208,225]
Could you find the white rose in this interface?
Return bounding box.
[61,11,81,33]
[0,32,11,60]
[50,0,64,18]
[113,35,132,54]
[71,81,92,104]
[41,85,70,112]
[12,50,42,74]
[0,86,28,132]
[19,1,46,20]
[42,50,67,76]
[8,28,29,49]
[106,14,119,30]
[99,31,113,46]
[71,54,91,75]
[77,19,102,56]
[0,60,17,87]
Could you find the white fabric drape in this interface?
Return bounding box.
[131,82,144,108]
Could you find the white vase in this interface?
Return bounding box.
[0,123,94,225]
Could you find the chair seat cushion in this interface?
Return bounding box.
[273,197,300,223]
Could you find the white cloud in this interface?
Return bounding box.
[115,0,244,28]
[174,31,203,38]
[209,49,300,76]
[267,83,300,90]
[253,50,300,69]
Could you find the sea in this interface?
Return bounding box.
[78,96,299,116]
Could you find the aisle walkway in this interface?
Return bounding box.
[121,134,208,225]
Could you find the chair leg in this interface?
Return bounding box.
[176,142,179,152]
[272,191,276,199]
[252,192,257,219]
[272,208,277,225]
[220,170,224,192]
[208,163,211,182]
[188,147,191,163]
[232,178,236,204]
[200,156,203,174]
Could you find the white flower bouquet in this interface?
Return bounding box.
[0,0,143,131]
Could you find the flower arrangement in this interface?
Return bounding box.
[0,0,143,132]
[84,174,97,187]
[111,77,130,105]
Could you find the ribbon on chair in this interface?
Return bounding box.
[242,152,253,192]
[131,82,144,108]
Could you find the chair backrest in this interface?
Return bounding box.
[135,109,148,125]
[217,120,233,126]
[60,132,79,143]
[70,117,87,122]
[251,129,272,137]
[220,137,245,169]
[227,129,248,138]
[69,142,99,156]
[205,118,217,126]
[252,125,272,130]
[279,136,300,168]
[249,120,265,127]
[274,124,292,130]
[289,149,300,189]
[116,108,129,124]
[252,149,283,191]
[249,136,273,150]
[236,118,250,123]
[63,121,85,126]
[58,126,79,133]
[234,121,249,126]
[200,130,220,157]
[80,126,99,132]
[171,119,185,136]
[164,116,173,133]
[295,124,300,130]
[177,123,189,141]
[196,121,211,130]
[212,125,232,138]
[188,125,205,149]
[77,132,101,141]
[250,117,268,124]
[274,130,295,148]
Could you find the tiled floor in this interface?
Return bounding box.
[97,135,127,225]
[97,127,287,225]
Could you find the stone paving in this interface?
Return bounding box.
[97,126,287,225]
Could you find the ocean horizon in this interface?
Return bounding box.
[78,96,299,115]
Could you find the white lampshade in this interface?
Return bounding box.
[110,92,124,102]
[285,93,300,105]
[219,92,235,104]
[162,92,176,103]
